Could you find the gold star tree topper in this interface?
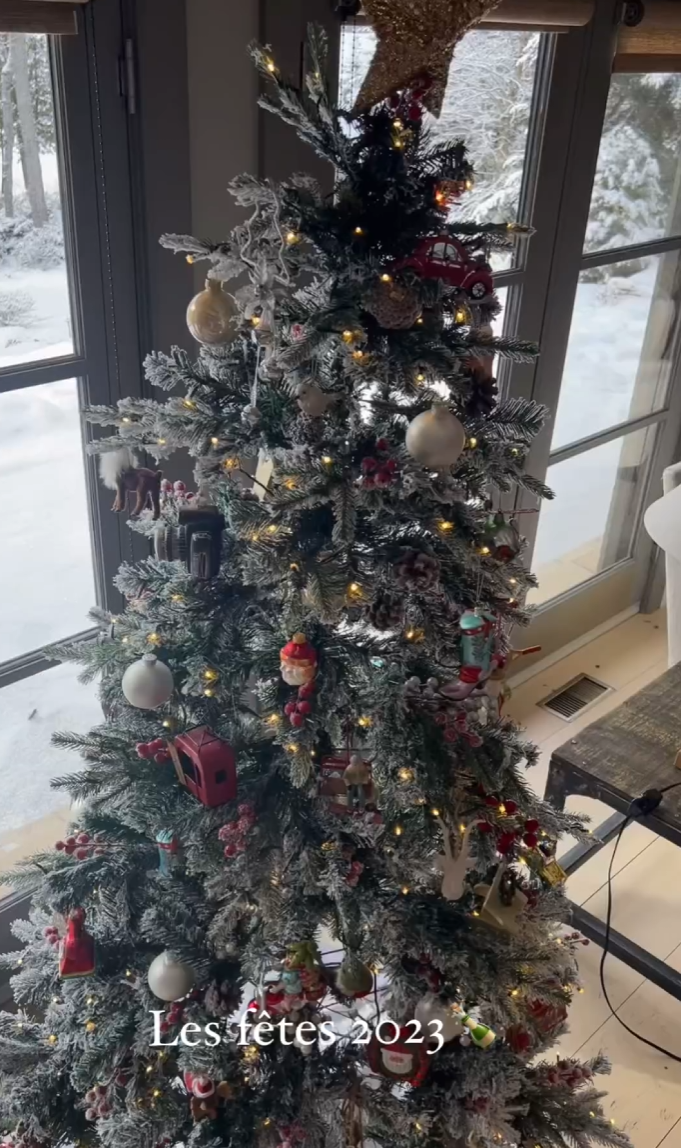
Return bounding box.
[352,0,501,118]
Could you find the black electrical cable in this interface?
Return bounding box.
[598,782,681,1061]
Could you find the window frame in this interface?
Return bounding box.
[502,0,681,655]
[0,1,148,691]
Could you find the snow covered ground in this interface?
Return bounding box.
[0,664,99,835]
[533,261,665,574]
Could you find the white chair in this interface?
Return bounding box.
[644,461,681,667]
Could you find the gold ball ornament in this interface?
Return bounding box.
[405,405,466,468]
[186,279,238,345]
[364,279,422,330]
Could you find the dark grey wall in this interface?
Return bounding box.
[129,0,193,356]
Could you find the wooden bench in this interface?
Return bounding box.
[544,662,681,1000]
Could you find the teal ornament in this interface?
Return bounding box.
[459,610,496,680]
[156,830,181,876]
[281,968,303,995]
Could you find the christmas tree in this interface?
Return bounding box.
[0,27,631,1148]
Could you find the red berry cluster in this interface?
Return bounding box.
[136,738,170,764]
[284,680,315,727]
[360,439,398,489]
[476,793,541,854]
[464,1095,491,1114]
[160,479,197,503]
[218,803,256,858]
[543,1058,593,1089]
[55,832,106,861]
[434,709,483,748]
[43,925,60,948]
[85,1084,112,1121]
[159,1000,185,1035]
[278,1124,306,1148]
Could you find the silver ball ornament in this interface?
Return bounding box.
[405,405,466,468]
[121,654,174,710]
[147,950,196,1001]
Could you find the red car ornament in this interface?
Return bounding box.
[393,236,493,299]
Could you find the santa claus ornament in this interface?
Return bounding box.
[183,1072,234,1121]
[280,632,317,686]
[368,1025,430,1085]
[59,908,96,979]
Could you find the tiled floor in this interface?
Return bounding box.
[505,608,681,1148]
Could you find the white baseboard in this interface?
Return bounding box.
[508,604,640,689]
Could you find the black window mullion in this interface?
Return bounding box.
[0,355,88,394]
[580,233,681,271]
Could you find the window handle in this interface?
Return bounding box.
[118,38,137,116]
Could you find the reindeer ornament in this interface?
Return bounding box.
[99,448,163,520]
[434,817,479,901]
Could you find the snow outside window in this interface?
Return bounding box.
[0,35,99,884]
[339,26,541,272]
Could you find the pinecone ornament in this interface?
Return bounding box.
[394,549,440,591]
[367,591,403,630]
[364,280,422,329]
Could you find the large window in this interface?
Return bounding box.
[340,7,681,654]
[0,19,141,887]
[340,25,542,275]
[529,70,681,608]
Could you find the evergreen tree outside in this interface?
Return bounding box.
[0,29,633,1148]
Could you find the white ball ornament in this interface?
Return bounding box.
[147,950,196,1001]
[414,993,465,1043]
[121,654,174,710]
[186,278,238,345]
[405,405,466,468]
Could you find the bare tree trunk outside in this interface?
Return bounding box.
[1,38,14,218]
[9,33,46,226]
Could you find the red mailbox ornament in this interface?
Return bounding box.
[368,1025,430,1086]
[171,727,237,808]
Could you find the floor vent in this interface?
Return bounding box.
[540,674,612,721]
